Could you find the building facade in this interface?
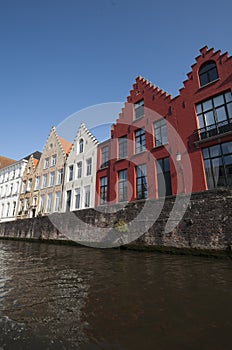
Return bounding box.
[33,127,72,216]
[62,123,99,211]
[16,153,41,219]
[96,46,232,206]
[0,159,27,222]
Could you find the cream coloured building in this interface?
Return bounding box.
[62,123,99,211]
[33,127,72,216]
[0,158,27,222]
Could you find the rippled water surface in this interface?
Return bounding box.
[0,240,232,349]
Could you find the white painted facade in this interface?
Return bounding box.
[0,159,27,222]
[62,123,99,211]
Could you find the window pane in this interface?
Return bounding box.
[222,142,232,155]
[227,103,232,118]
[209,145,221,158]
[196,104,202,114]
[197,115,205,128]
[225,91,232,103]
[202,148,209,159]
[208,68,219,82]
[224,155,232,165]
[216,106,227,122]
[204,111,214,126]
[213,94,224,107]
[202,100,213,111]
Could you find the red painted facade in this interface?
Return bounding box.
[96,46,232,206]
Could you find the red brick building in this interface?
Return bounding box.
[96,46,232,206]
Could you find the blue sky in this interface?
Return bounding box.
[1,0,232,160]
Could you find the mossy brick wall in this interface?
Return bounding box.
[0,188,232,251]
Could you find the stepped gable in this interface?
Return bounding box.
[51,126,72,157]
[178,46,232,95]
[115,76,172,124]
[68,122,99,156]
[0,156,16,169]
[127,76,172,103]
[77,122,99,145]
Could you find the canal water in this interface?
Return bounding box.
[0,240,232,350]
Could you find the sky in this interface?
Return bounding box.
[1,0,232,160]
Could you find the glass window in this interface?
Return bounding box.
[51,155,57,166]
[46,193,52,213]
[84,186,90,208]
[79,139,84,153]
[101,146,109,168]
[119,137,127,159]
[50,172,55,186]
[136,164,148,200]
[100,177,108,204]
[154,119,168,146]
[42,174,47,188]
[57,169,63,185]
[77,162,82,178]
[135,129,146,153]
[196,91,232,140]
[35,176,40,190]
[86,158,92,176]
[75,188,81,209]
[199,61,219,87]
[202,142,232,188]
[69,165,74,181]
[134,99,144,119]
[54,192,61,212]
[44,158,49,169]
[118,169,128,202]
[40,195,45,212]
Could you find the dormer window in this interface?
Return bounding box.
[79,139,84,153]
[199,61,219,87]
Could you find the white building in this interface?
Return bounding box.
[62,123,99,211]
[0,159,28,222]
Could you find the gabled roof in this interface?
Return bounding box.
[22,151,42,161]
[0,156,16,169]
[57,135,73,156]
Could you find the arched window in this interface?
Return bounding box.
[199,61,219,87]
[79,139,84,153]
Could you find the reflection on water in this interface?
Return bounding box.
[0,240,232,349]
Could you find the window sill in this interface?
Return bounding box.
[131,150,147,157]
[115,156,128,163]
[151,143,168,151]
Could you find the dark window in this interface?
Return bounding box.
[196,91,232,140]
[79,139,84,153]
[100,177,108,204]
[202,141,232,189]
[134,99,144,119]
[75,188,80,209]
[154,119,168,146]
[119,136,127,159]
[118,169,128,202]
[77,162,82,178]
[157,158,172,197]
[136,164,148,199]
[101,146,109,168]
[199,61,219,87]
[66,190,72,211]
[135,128,146,153]
[69,165,73,181]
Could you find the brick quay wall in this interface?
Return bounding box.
[0,189,232,257]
